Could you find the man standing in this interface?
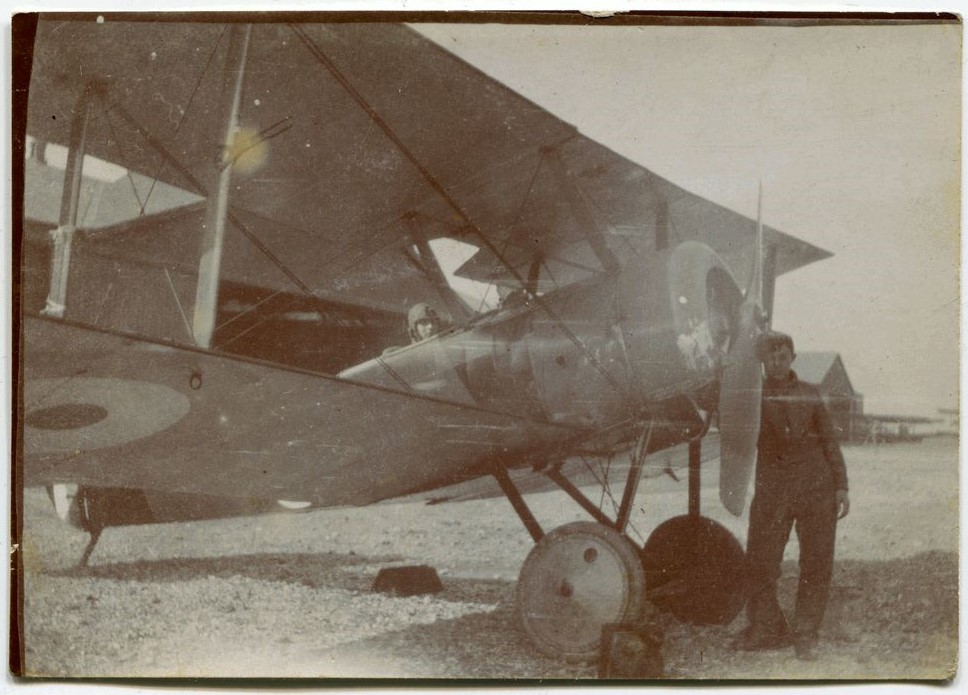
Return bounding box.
[736,331,850,661]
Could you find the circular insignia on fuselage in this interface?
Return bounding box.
[24,377,190,454]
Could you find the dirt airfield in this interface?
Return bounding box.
[16,437,958,680]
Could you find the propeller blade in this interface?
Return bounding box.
[718,183,766,516]
[718,298,762,515]
[746,180,764,305]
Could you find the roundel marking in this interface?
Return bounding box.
[24,377,191,454]
[26,403,109,430]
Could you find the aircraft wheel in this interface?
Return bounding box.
[640,514,745,625]
[516,521,645,662]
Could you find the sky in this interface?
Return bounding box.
[415,20,961,418]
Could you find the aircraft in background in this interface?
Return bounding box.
[17,17,831,661]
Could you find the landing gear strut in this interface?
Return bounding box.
[77,527,103,568]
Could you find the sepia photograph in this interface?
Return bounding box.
[11,10,960,681]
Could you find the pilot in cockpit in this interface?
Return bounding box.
[408,302,441,343]
[380,303,442,358]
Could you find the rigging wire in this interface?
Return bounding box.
[107,100,206,196]
[289,25,545,293]
[211,288,285,334]
[577,453,619,515]
[164,267,195,342]
[90,29,319,323]
[581,177,646,260]
[103,97,319,306]
[374,355,417,392]
[209,311,275,351]
[502,148,550,256]
[483,150,550,302]
[140,26,228,215]
[581,450,646,544]
[288,24,635,410]
[100,104,148,214]
[540,257,561,293]
[226,211,314,295]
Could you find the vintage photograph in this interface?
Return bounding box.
[12,12,960,680]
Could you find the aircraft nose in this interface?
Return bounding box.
[665,240,765,516]
[667,242,743,378]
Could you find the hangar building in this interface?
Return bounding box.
[794,351,863,441]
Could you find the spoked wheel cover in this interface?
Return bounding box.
[641,514,745,625]
[516,521,645,661]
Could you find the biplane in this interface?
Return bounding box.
[17,16,831,661]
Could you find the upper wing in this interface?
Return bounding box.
[25,19,828,312]
[21,316,579,504]
[25,21,575,306]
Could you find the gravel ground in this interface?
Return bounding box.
[15,437,959,680]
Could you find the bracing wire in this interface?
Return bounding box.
[211,288,285,334]
[583,180,645,260]
[107,100,206,195]
[283,23,636,395]
[140,26,228,215]
[578,453,621,517]
[100,105,148,214]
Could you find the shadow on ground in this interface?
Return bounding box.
[50,551,514,606]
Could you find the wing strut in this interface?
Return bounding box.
[403,213,473,321]
[43,81,95,318]
[192,24,253,349]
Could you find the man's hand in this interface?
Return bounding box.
[836,489,850,519]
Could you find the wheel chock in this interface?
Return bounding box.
[372,565,443,596]
[598,621,665,679]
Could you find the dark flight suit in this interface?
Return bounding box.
[744,371,848,645]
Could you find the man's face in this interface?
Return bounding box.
[414,319,437,341]
[762,345,794,382]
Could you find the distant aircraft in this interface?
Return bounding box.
[17,17,831,661]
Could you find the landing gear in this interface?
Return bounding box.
[640,438,745,625]
[498,410,747,660]
[516,521,645,662]
[641,514,745,625]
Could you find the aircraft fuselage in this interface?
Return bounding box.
[340,240,742,432]
[22,240,742,533]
